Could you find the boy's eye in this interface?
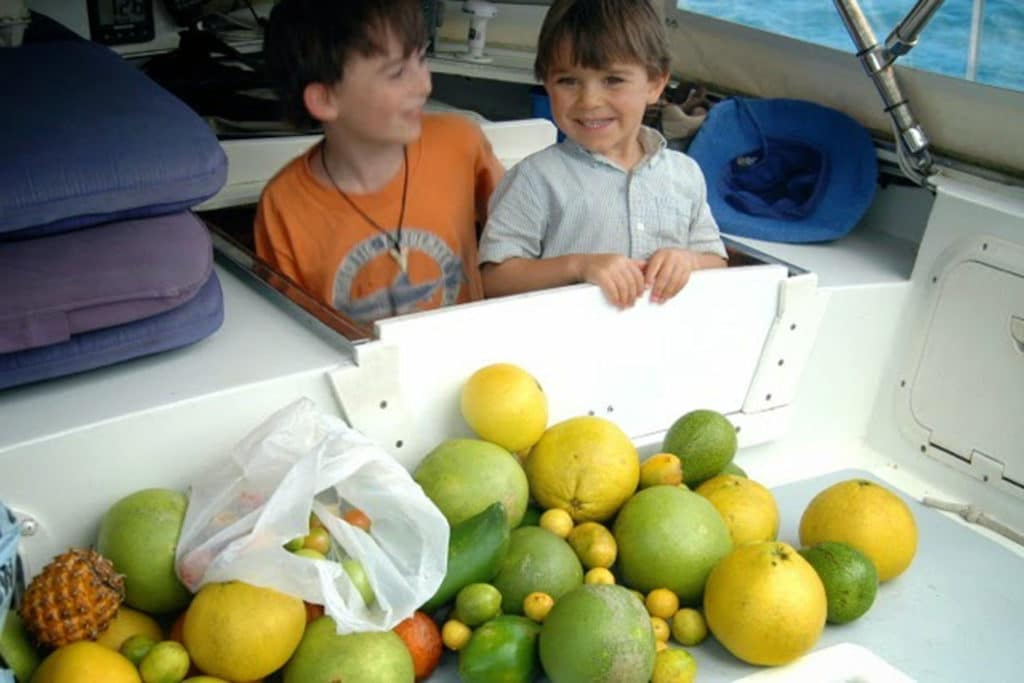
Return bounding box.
[604,76,625,85]
[554,76,577,86]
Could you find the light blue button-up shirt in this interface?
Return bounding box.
[479,126,727,265]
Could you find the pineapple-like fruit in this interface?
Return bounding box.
[19,548,125,648]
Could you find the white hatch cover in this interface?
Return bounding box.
[910,260,1024,491]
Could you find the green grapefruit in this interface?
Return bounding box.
[414,439,529,529]
[96,488,191,614]
[613,485,732,605]
[539,584,655,683]
[492,526,583,614]
[283,616,413,683]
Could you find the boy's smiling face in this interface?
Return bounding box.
[324,30,432,146]
[545,49,668,169]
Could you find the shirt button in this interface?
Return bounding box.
[637,222,645,232]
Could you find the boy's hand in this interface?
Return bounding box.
[577,254,648,308]
[645,248,700,304]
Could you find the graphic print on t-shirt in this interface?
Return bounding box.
[332,228,466,322]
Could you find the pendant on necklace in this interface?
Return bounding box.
[390,244,409,274]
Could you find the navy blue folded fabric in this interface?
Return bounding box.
[0,271,224,391]
[0,40,227,239]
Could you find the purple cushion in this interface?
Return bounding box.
[0,271,223,391]
[0,212,211,354]
[0,40,227,238]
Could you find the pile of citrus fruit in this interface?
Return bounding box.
[4,361,920,683]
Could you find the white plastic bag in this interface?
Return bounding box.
[174,398,449,633]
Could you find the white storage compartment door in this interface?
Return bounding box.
[331,264,809,469]
[911,260,1024,490]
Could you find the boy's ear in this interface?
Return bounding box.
[646,71,672,105]
[303,82,338,123]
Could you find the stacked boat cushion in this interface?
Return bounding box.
[0,32,227,389]
[0,39,227,239]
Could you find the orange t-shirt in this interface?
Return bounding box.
[254,114,503,323]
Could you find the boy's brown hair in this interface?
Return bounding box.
[264,0,427,128]
[534,0,670,81]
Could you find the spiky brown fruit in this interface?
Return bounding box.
[19,548,125,648]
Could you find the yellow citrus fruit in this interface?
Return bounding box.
[704,541,826,666]
[441,620,472,651]
[182,581,306,681]
[639,454,683,488]
[650,616,670,642]
[584,567,616,585]
[798,478,918,582]
[526,416,640,522]
[566,522,617,569]
[32,641,141,683]
[670,608,707,646]
[539,509,574,538]
[645,588,680,620]
[95,607,164,651]
[652,647,697,683]
[696,474,780,546]
[460,363,548,452]
[523,592,555,622]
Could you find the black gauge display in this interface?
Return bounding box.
[87,0,156,45]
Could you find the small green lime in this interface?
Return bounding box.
[670,608,707,646]
[799,541,878,624]
[119,633,157,667]
[720,462,747,478]
[661,410,737,486]
[139,640,190,683]
[454,582,503,626]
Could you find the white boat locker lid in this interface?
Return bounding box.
[908,242,1024,498]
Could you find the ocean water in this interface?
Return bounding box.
[678,0,1024,92]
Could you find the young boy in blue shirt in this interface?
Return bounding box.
[479,0,727,308]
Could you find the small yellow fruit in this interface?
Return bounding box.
[523,592,555,623]
[32,641,141,683]
[584,567,616,585]
[652,647,697,683]
[670,608,708,646]
[566,522,617,569]
[96,607,164,651]
[539,509,574,539]
[655,639,668,652]
[640,454,684,488]
[183,581,306,681]
[650,616,670,642]
[799,478,918,582]
[441,620,472,651]
[461,363,548,452]
[526,416,640,522]
[696,474,780,546]
[704,542,826,666]
[645,588,680,620]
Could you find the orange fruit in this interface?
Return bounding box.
[393,611,442,681]
[799,479,918,581]
[343,508,372,532]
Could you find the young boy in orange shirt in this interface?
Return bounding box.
[255,0,504,324]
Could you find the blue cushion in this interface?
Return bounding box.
[0,40,227,238]
[0,211,212,354]
[0,271,224,390]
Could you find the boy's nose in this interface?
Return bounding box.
[578,82,601,108]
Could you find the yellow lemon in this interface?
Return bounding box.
[526,416,639,522]
[32,641,141,683]
[696,474,780,546]
[95,607,164,651]
[639,454,684,488]
[645,588,679,620]
[182,581,306,681]
[460,363,548,452]
[539,509,574,538]
[566,522,617,569]
[799,478,918,582]
[704,541,826,666]
[652,648,697,683]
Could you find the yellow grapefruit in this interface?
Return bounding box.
[182,581,306,681]
[525,416,639,522]
[95,607,164,651]
[696,474,780,546]
[460,363,548,452]
[798,479,918,582]
[32,641,141,683]
[704,541,826,666]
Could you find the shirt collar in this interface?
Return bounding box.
[563,126,668,172]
